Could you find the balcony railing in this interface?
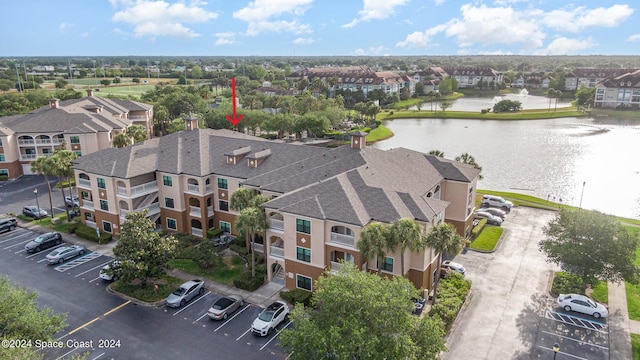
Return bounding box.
[35,139,64,146]
[117,181,158,198]
[207,205,214,216]
[269,219,284,231]
[129,115,148,120]
[330,232,355,247]
[191,228,203,237]
[120,209,129,218]
[19,154,37,161]
[190,206,201,217]
[186,184,199,194]
[18,139,35,145]
[78,179,91,188]
[330,261,340,272]
[85,220,97,229]
[270,245,284,258]
[81,199,94,210]
[205,185,213,193]
[254,243,264,253]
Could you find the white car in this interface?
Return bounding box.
[557,294,608,319]
[481,195,513,211]
[251,301,289,336]
[474,211,503,226]
[99,260,121,281]
[441,260,465,274]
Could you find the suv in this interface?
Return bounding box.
[22,206,48,220]
[481,195,513,211]
[0,217,18,233]
[24,232,62,253]
[474,211,503,226]
[251,301,289,336]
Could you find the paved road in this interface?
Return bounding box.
[443,207,560,359]
[0,175,68,217]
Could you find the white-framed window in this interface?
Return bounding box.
[296,274,312,291]
[167,218,177,230]
[102,221,112,233]
[220,221,231,233]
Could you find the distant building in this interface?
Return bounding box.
[594,69,640,108]
[565,68,637,90]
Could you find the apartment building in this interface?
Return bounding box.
[72,120,479,295]
[565,68,637,91]
[594,69,640,108]
[0,89,153,179]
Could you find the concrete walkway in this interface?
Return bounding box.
[608,281,633,359]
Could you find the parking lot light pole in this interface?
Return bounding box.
[33,189,40,219]
[553,343,560,359]
[579,181,586,208]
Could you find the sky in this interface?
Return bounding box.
[2,0,639,57]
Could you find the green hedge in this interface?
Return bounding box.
[233,271,265,291]
[471,219,487,238]
[207,228,224,239]
[280,288,312,307]
[75,224,112,244]
[430,272,472,332]
[551,272,584,295]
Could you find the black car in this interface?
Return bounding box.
[0,217,18,233]
[22,206,48,220]
[24,232,62,253]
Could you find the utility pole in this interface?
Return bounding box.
[92,60,98,88]
[68,59,73,85]
[15,64,22,92]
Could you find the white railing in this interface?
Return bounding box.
[118,181,158,198]
[254,243,264,253]
[20,154,37,160]
[81,200,94,210]
[120,209,129,218]
[191,228,203,237]
[207,205,214,216]
[78,179,91,188]
[18,139,35,145]
[330,232,355,247]
[187,184,199,193]
[146,203,160,215]
[85,220,97,229]
[117,186,127,196]
[270,246,284,258]
[205,185,213,193]
[330,261,340,272]
[190,206,201,217]
[269,219,284,230]
[129,115,148,120]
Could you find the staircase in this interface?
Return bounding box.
[272,265,285,285]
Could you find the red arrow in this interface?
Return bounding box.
[225,77,244,126]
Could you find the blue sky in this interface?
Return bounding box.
[2,0,639,56]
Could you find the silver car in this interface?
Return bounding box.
[46,245,86,264]
[166,280,205,308]
[207,295,244,320]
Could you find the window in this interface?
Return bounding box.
[0,154,5,162]
[74,151,82,157]
[102,221,112,233]
[0,169,8,177]
[0,138,2,146]
[97,177,106,189]
[81,191,90,200]
[217,177,228,189]
[218,200,229,211]
[167,218,177,230]
[99,200,109,211]
[165,197,174,208]
[296,247,311,262]
[296,219,311,234]
[70,136,80,144]
[220,221,231,233]
[380,257,394,272]
[296,275,312,291]
[163,175,172,186]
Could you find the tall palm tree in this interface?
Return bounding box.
[30,156,55,218]
[50,149,78,221]
[234,207,268,278]
[428,150,445,157]
[357,222,391,276]
[455,152,483,180]
[425,223,463,303]
[389,219,426,277]
[113,133,131,148]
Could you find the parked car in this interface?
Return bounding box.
[22,206,48,219]
[252,301,289,336]
[481,195,513,211]
[45,245,86,264]
[65,196,80,207]
[99,260,121,281]
[0,217,18,233]
[557,294,608,319]
[207,295,244,320]
[24,232,62,253]
[441,260,465,274]
[478,207,507,220]
[166,279,205,308]
[214,233,235,247]
[474,211,503,226]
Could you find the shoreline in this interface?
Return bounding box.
[377,107,586,121]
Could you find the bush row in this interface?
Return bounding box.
[280,288,312,307]
[74,223,112,244]
[430,272,472,332]
[471,218,487,238]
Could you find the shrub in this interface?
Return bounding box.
[471,219,487,238]
[192,239,223,269]
[67,221,79,234]
[0,175,8,181]
[430,272,471,332]
[551,272,584,296]
[231,236,246,247]
[207,228,224,239]
[280,288,313,307]
[233,271,264,291]
[75,224,112,244]
[230,244,249,256]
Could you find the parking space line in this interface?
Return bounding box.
[55,347,79,360]
[172,291,211,316]
[0,232,31,244]
[236,328,252,341]
[91,352,106,360]
[55,253,102,272]
[194,312,209,323]
[75,260,112,277]
[538,345,588,360]
[27,244,65,258]
[545,310,608,333]
[260,320,292,351]
[104,300,131,316]
[540,330,609,350]
[89,276,102,283]
[3,239,32,249]
[214,304,251,332]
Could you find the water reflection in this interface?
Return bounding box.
[372,116,640,220]
[411,93,573,112]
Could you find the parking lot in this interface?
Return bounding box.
[0,227,289,360]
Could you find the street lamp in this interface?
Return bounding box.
[553,343,560,360]
[579,181,586,208]
[33,189,40,219]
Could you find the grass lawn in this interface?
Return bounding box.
[469,226,503,251]
[169,255,245,286]
[94,84,157,99]
[476,190,559,211]
[591,281,609,304]
[551,272,608,303]
[365,125,393,143]
[632,334,640,360]
[111,275,183,302]
[627,282,640,321]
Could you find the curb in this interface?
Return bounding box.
[445,289,473,339]
[467,228,507,254]
[106,283,166,308]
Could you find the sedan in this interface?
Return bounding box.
[166,279,205,308]
[65,196,80,207]
[45,245,86,264]
[474,211,503,226]
[99,260,121,281]
[207,295,244,320]
[478,207,507,220]
[442,260,465,274]
[25,232,62,253]
[557,294,608,319]
[22,206,48,220]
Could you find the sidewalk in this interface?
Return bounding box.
[18,219,285,309]
[608,281,633,359]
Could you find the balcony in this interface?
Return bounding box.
[330,232,355,248]
[207,205,214,216]
[35,139,64,146]
[254,243,264,253]
[330,261,340,272]
[205,185,213,193]
[19,154,37,161]
[190,206,201,217]
[78,179,91,189]
[81,199,94,210]
[85,220,97,229]
[129,115,148,120]
[270,245,284,258]
[269,219,284,231]
[186,184,199,194]
[18,139,35,146]
[122,203,160,218]
[191,228,203,237]
[117,181,158,198]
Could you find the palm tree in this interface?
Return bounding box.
[428,150,445,157]
[389,219,426,277]
[455,152,484,180]
[234,207,268,277]
[113,133,131,148]
[357,222,391,276]
[230,187,268,277]
[553,90,562,112]
[547,88,555,111]
[425,223,463,303]
[30,156,55,218]
[125,124,148,143]
[50,149,78,221]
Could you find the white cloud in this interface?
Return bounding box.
[434,0,446,5]
[352,45,386,55]
[396,23,448,48]
[233,0,313,36]
[542,4,634,33]
[215,32,236,45]
[542,37,597,55]
[293,37,314,44]
[59,22,73,32]
[81,32,89,38]
[343,0,409,28]
[354,48,366,56]
[627,34,640,42]
[111,0,218,39]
